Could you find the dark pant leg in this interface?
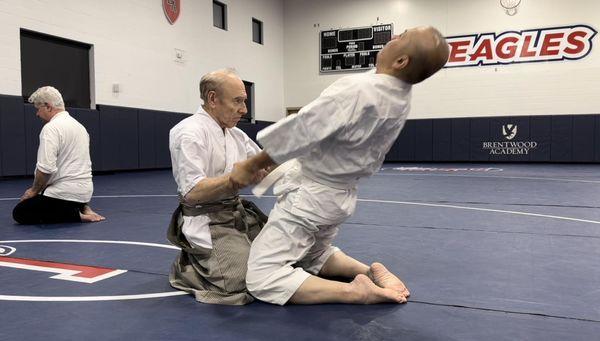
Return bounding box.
[13,195,85,224]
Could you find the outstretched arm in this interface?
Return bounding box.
[183,162,271,205]
[183,174,239,205]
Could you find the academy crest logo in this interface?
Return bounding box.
[163,0,180,25]
[445,24,597,68]
[482,123,538,155]
[502,124,517,140]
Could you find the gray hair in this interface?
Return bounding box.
[28,86,65,109]
[199,68,240,103]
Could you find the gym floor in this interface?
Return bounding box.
[1,163,599,341]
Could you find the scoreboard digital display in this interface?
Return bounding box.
[320,24,393,73]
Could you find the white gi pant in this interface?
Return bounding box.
[246,165,357,305]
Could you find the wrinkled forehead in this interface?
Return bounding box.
[220,75,246,97]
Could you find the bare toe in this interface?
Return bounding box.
[80,213,105,223]
[369,262,410,298]
[350,274,406,304]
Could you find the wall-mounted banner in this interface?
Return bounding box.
[445,25,596,68]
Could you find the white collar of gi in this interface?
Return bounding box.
[195,105,228,133]
[49,111,69,122]
[375,72,412,90]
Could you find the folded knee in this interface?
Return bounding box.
[12,204,31,224]
[245,264,265,296]
[246,266,283,305]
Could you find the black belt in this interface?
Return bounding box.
[180,197,240,216]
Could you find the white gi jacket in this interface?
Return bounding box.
[258,70,412,198]
[169,107,261,248]
[37,111,93,203]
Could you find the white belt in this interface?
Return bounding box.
[251,159,298,197]
[252,159,358,197]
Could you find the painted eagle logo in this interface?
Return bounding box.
[502,124,517,140]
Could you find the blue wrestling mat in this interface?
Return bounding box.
[1,163,599,340]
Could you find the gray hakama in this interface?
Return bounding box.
[167,197,266,305]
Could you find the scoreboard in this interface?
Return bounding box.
[320,24,393,73]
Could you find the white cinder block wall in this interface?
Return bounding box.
[0,0,285,122]
[283,0,600,119]
[1,1,599,121]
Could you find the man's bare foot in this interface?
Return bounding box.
[80,205,106,223]
[369,262,410,298]
[348,274,406,304]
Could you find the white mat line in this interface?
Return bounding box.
[0,194,178,201]
[0,239,180,250]
[375,172,600,184]
[1,195,598,225]
[357,198,600,225]
[0,291,189,302]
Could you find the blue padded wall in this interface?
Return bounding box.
[396,120,416,161]
[572,115,595,162]
[450,120,470,161]
[432,119,452,161]
[385,114,600,163]
[596,116,600,162]
[469,118,490,161]
[23,104,43,175]
[0,95,27,176]
[414,120,433,161]
[529,116,552,162]
[1,94,598,177]
[550,116,573,162]
[97,105,139,171]
[70,108,101,171]
[237,120,272,145]
[137,109,157,169]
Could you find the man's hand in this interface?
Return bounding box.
[230,161,259,189]
[253,169,269,184]
[230,151,277,190]
[20,188,38,202]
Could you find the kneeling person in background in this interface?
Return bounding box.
[12,86,104,224]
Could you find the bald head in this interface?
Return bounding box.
[199,68,248,129]
[376,26,449,84]
[199,68,242,103]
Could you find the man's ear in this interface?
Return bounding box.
[207,91,218,108]
[392,55,410,71]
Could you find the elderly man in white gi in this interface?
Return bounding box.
[167,68,269,305]
[230,26,450,305]
[13,86,104,224]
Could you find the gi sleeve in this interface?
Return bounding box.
[36,126,59,174]
[244,134,262,157]
[170,131,210,197]
[257,95,346,164]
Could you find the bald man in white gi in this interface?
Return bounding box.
[230,26,450,305]
[167,68,269,305]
